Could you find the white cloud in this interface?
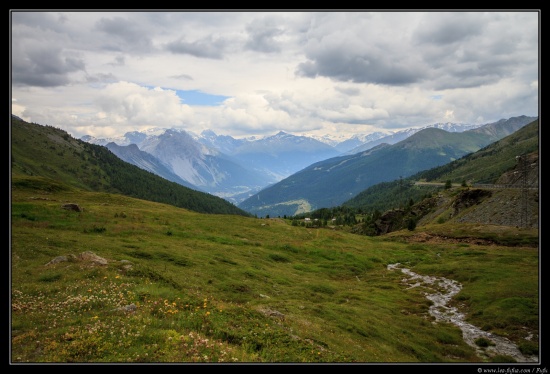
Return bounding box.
[10,11,539,139]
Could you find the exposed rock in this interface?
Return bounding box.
[111,304,137,314]
[45,256,68,266]
[258,307,285,320]
[78,251,108,266]
[451,189,492,216]
[45,254,78,266]
[374,209,405,235]
[61,203,82,212]
[45,252,108,267]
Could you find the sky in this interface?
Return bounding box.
[10,10,540,140]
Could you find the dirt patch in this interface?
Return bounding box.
[405,232,497,246]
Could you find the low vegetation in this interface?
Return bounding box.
[10,117,539,363]
[11,176,538,363]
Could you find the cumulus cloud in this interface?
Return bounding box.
[10,11,539,139]
[94,81,194,126]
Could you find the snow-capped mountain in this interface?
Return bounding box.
[346,123,484,155]
[333,132,389,153]
[227,131,343,181]
[191,129,248,155]
[136,129,274,201]
[81,121,487,204]
[104,142,201,191]
[81,127,168,146]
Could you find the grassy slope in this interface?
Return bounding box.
[11,177,539,363]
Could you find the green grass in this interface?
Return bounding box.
[10,176,539,363]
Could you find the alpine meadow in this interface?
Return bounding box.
[10,116,540,366]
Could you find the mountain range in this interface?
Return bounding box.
[11,116,250,217]
[12,114,538,226]
[80,121,494,205]
[237,116,537,217]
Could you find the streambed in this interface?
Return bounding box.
[387,263,538,363]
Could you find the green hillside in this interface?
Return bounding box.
[238,116,536,218]
[11,116,250,216]
[11,177,538,363]
[343,119,539,214]
[10,116,540,364]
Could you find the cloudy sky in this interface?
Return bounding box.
[11,10,539,140]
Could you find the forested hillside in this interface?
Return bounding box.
[10,116,251,216]
[238,116,537,218]
[343,119,539,214]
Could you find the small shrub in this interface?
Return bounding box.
[269,254,290,263]
[84,225,106,233]
[474,337,494,348]
[309,284,336,295]
[39,272,62,282]
[489,355,517,363]
[518,340,539,355]
[280,244,298,253]
[20,212,37,221]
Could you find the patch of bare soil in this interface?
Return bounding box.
[405,232,498,246]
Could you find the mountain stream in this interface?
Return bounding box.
[387,263,538,363]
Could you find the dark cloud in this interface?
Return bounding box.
[171,74,194,81]
[12,45,85,87]
[166,36,226,59]
[334,86,360,96]
[11,11,67,33]
[86,72,118,84]
[244,20,283,53]
[413,13,485,45]
[296,51,422,85]
[108,55,126,66]
[94,16,154,52]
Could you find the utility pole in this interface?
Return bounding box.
[516,154,529,228]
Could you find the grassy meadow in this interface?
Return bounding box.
[10,175,539,363]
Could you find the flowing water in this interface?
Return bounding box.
[387,263,539,363]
